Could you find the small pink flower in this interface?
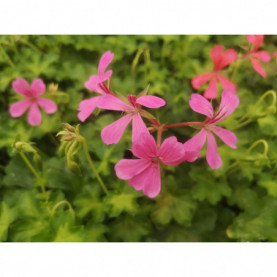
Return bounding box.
[78,50,114,122]
[246,35,271,78]
[9,78,57,126]
[184,90,239,169]
[192,45,237,99]
[115,132,197,198]
[97,93,166,145]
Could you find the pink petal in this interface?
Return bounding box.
[115,158,152,180]
[132,113,149,144]
[218,48,237,69]
[204,77,217,99]
[210,126,237,149]
[251,58,266,78]
[129,163,161,198]
[84,75,105,94]
[206,131,222,169]
[183,128,207,152]
[136,95,166,108]
[99,70,112,83]
[191,73,213,89]
[183,151,200,163]
[217,74,237,93]
[132,132,158,159]
[97,94,132,112]
[30,78,46,96]
[101,114,133,145]
[211,45,224,70]
[12,78,30,97]
[189,93,214,118]
[213,90,239,123]
[128,163,154,191]
[247,35,264,51]
[77,96,101,122]
[158,136,185,166]
[142,164,161,198]
[27,103,42,126]
[253,51,271,62]
[9,99,31,117]
[98,51,114,76]
[37,98,57,114]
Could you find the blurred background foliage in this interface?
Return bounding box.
[0,35,277,242]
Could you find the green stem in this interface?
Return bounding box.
[231,56,242,82]
[19,38,43,54]
[19,152,40,179]
[0,44,14,67]
[19,152,47,197]
[231,119,252,130]
[238,90,277,123]
[247,139,269,156]
[80,137,108,195]
[49,133,59,147]
[51,200,75,221]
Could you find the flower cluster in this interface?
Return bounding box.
[8,35,276,198]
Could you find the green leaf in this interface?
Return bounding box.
[42,157,82,190]
[258,115,277,136]
[109,215,150,242]
[86,222,108,242]
[0,202,18,241]
[227,194,277,242]
[105,192,139,218]
[3,155,34,188]
[53,223,87,242]
[258,173,277,197]
[74,186,106,222]
[151,191,197,226]
[189,168,231,205]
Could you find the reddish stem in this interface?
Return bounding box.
[146,117,161,127]
[164,121,203,129]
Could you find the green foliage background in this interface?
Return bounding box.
[0,35,277,242]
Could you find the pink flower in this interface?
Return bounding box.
[97,93,166,145]
[192,45,237,99]
[9,78,57,126]
[78,50,114,122]
[184,90,239,169]
[115,132,198,198]
[246,35,271,78]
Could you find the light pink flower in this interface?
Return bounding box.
[192,45,237,99]
[9,78,57,126]
[97,94,166,145]
[184,90,239,169]
[246,35,271,78]
[115,132,198,198]
[78,50,114,122]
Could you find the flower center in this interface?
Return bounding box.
[152,156,160,164]
[127,95,138,108]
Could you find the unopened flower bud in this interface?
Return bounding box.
[62,135,76,142]
[14,141,36,153]
[68,161,81,176]
[63,123,75,133]
[48,83,59,94]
